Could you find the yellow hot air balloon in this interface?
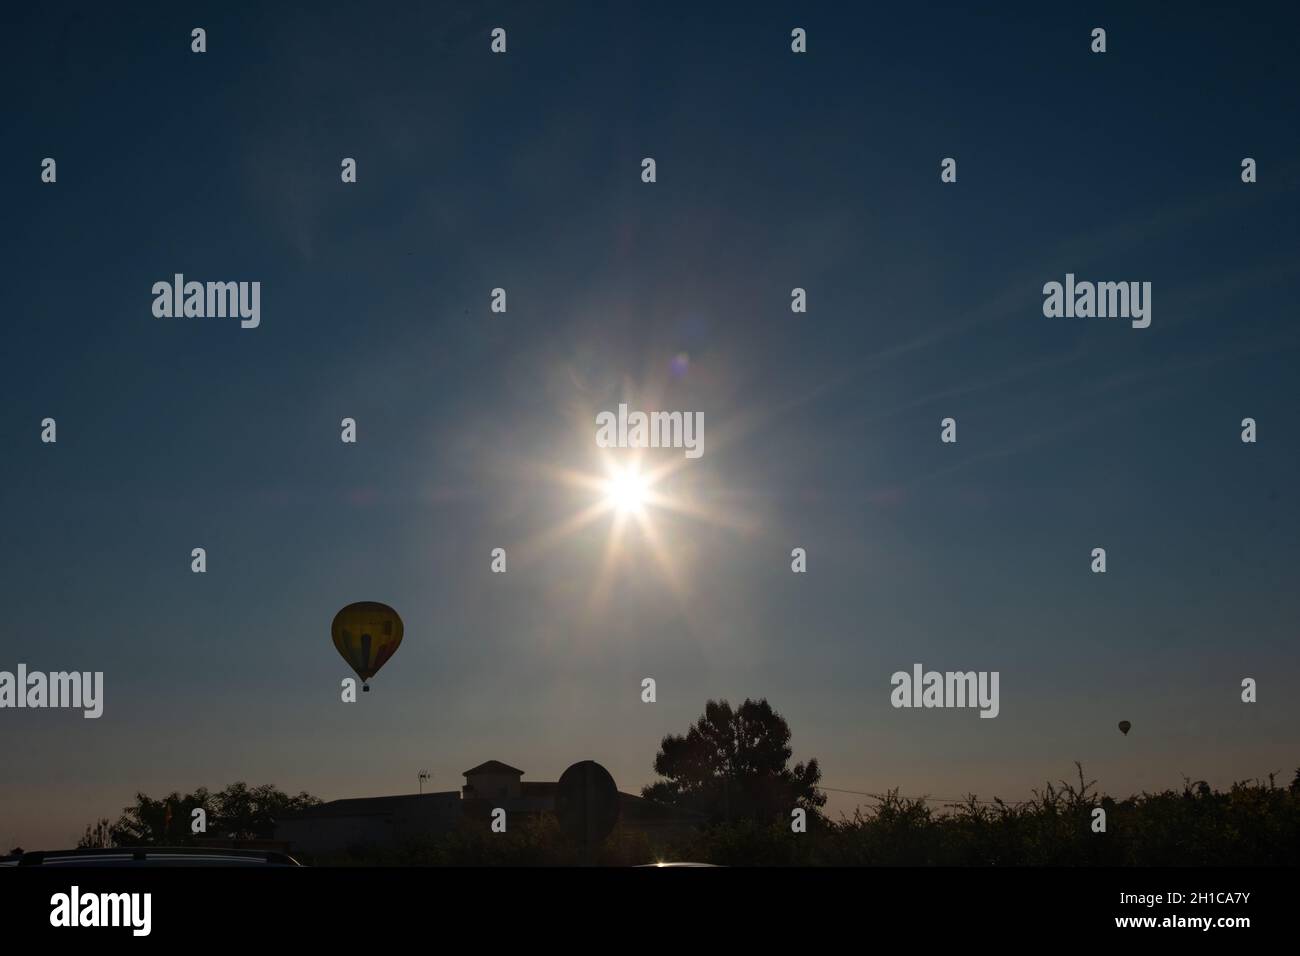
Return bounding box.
[332,602,403,692]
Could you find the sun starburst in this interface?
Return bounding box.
[602,464,649,515]
[497,373,761,619]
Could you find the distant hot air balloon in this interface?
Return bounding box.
[1118,720,1131,736]
[332,601,403,692]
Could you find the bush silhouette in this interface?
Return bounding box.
[77,763,1300,865]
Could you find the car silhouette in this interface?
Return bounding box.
[2,847,302,867]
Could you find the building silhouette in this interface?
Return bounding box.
[275,760,701,857]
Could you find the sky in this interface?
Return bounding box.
[2,1,1298,850]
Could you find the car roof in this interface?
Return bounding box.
[5,847,301,867]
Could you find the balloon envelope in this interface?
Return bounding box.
[1118,720,1131,736]
[332,602,403,684]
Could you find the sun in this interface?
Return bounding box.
[498,395,758,614]
[603,466,649,515]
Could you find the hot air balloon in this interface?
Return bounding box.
[1118,720,1131,736]
[331,601,403,692]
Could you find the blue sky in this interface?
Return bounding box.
[2,1,1298,848]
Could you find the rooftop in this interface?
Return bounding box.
[279,792,460,820]
[462,760,525,777]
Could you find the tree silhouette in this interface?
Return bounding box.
[642,698,825,824]
[82,782,321,846]
[105,788,213,845]
[211,782,321,840]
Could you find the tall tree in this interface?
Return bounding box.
[642,698,825,824]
